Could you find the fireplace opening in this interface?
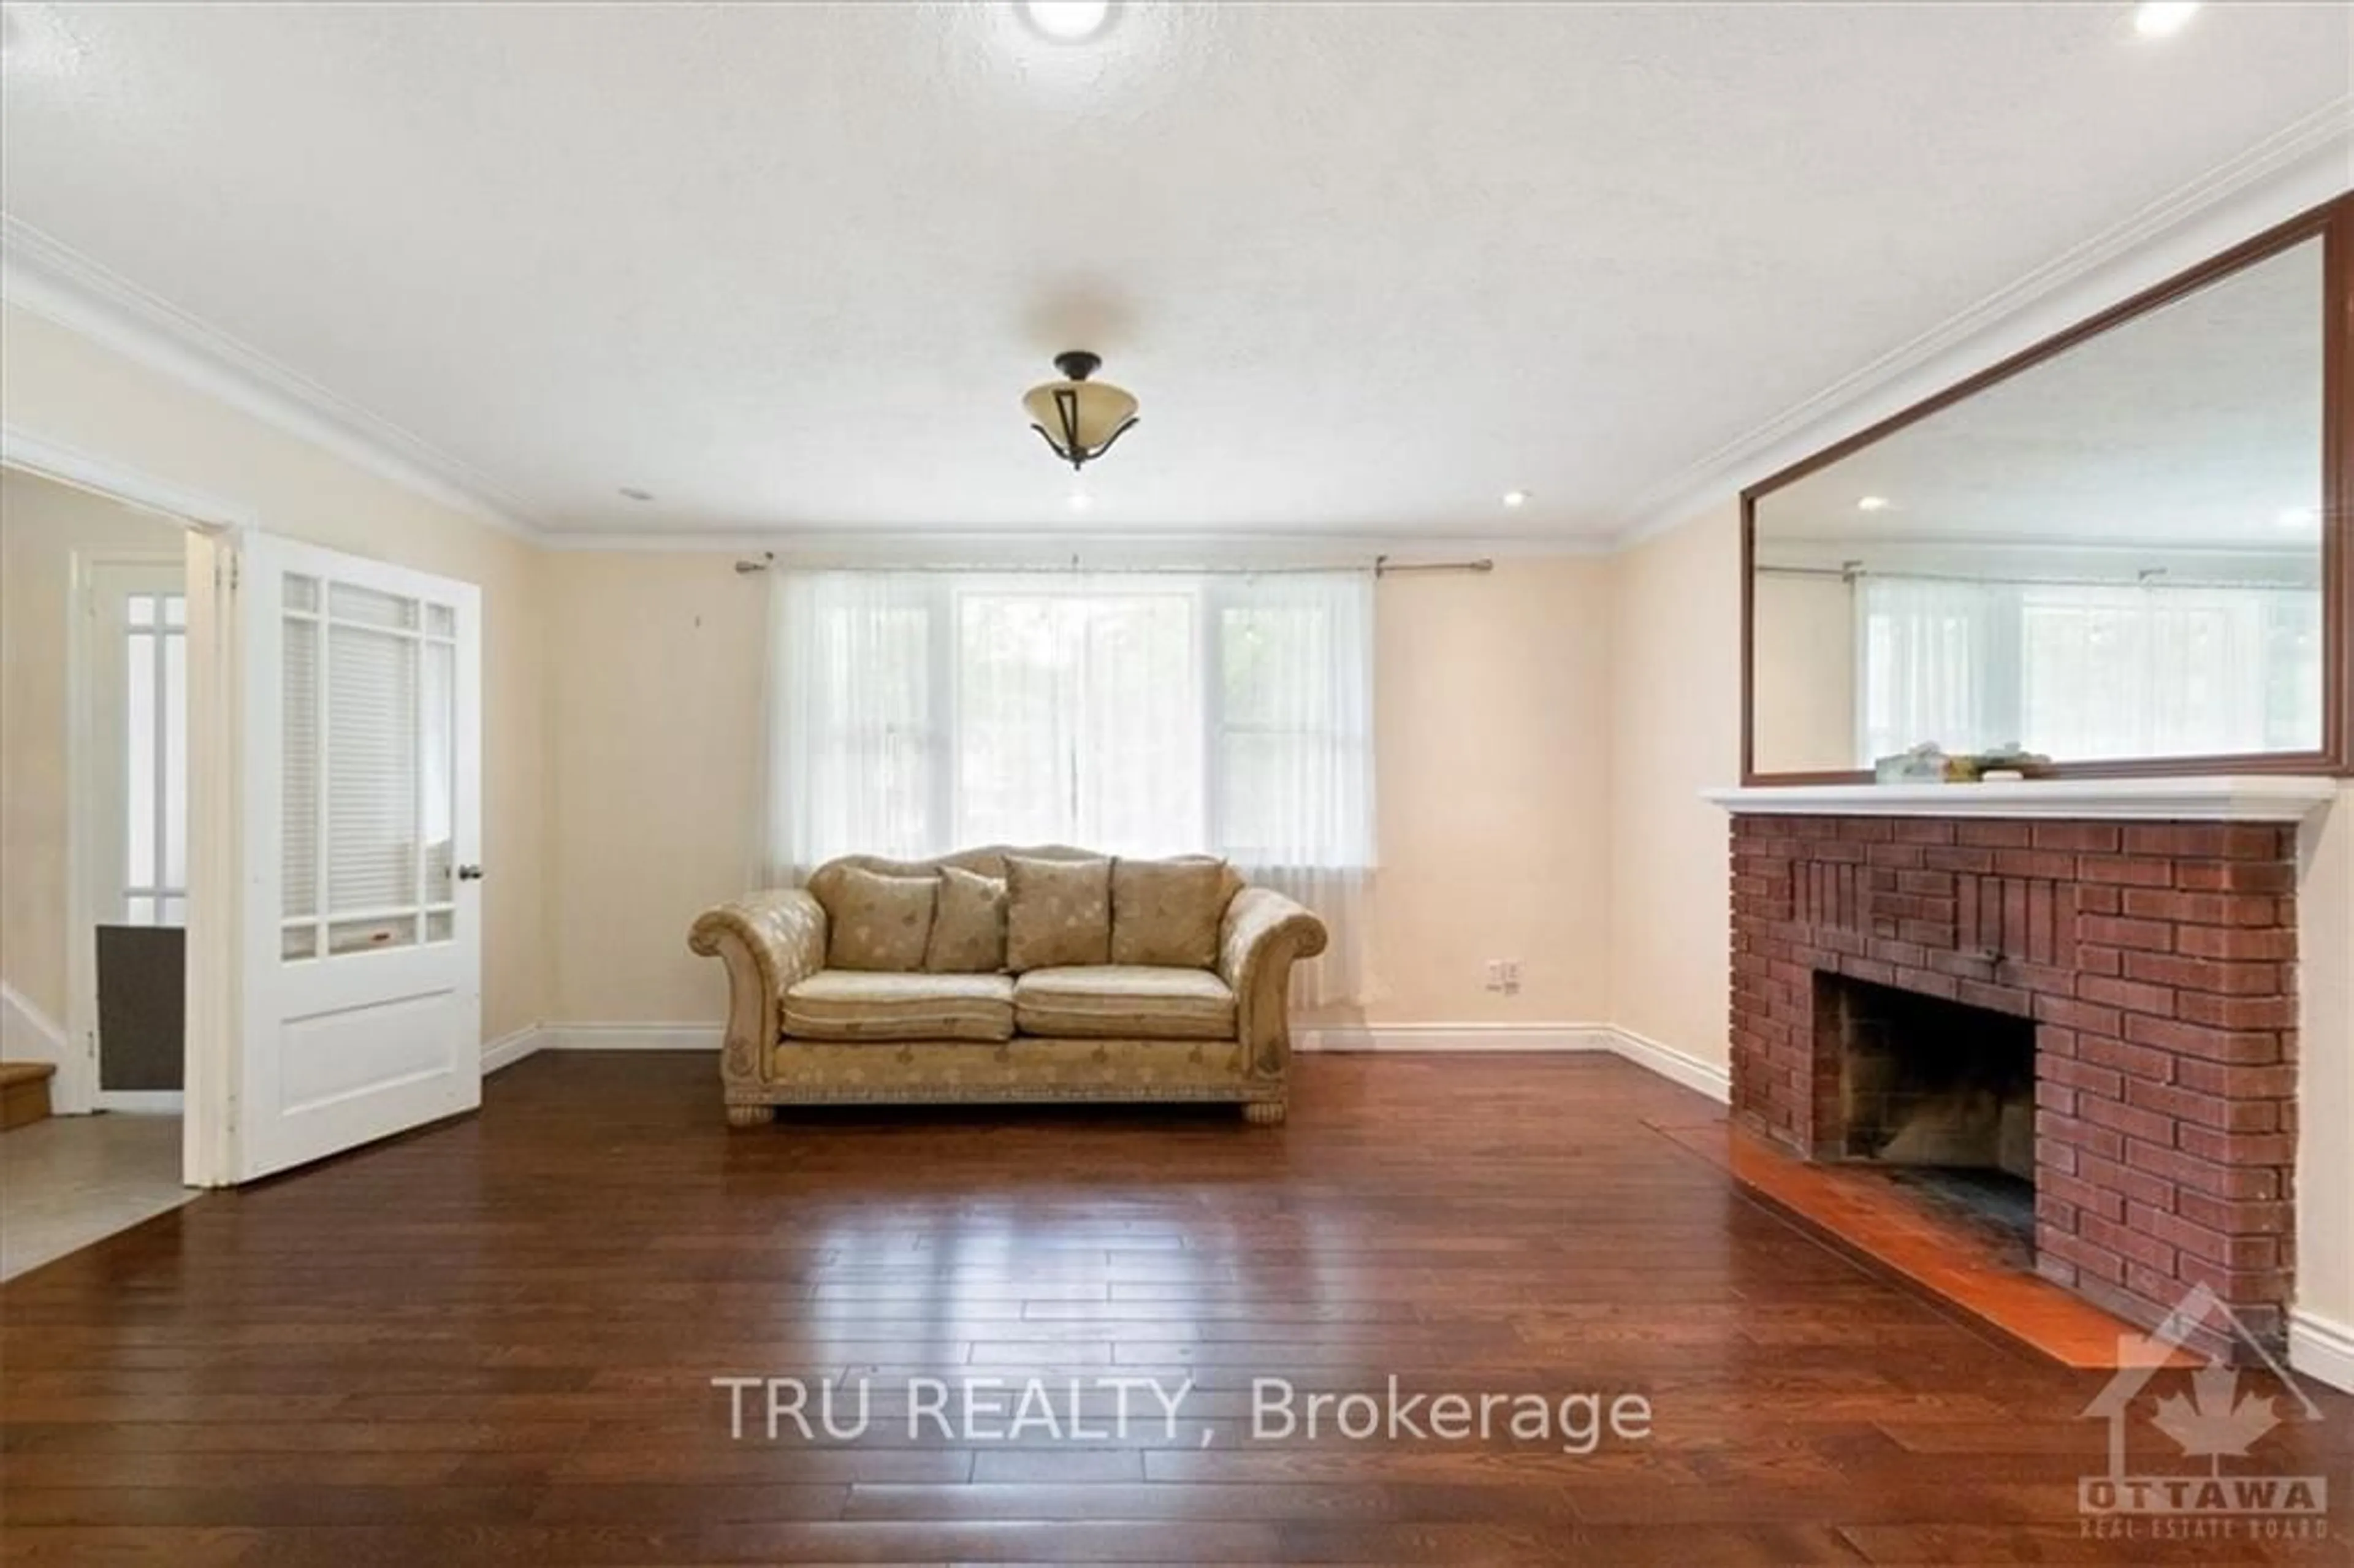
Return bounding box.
[1815,972,2036,1251]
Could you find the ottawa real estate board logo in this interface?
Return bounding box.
[2079,1284,2329,1543]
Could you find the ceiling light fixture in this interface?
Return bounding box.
[618,486,655,502]
[1024,351,1139,472]
[1502,489,1531,509]
[1857,495,1892,512]
[1022,1,1111,42]
[2133,2,2200,38]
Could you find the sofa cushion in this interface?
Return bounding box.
[783,971,1015,1043]
[1013,965,1237,1041]
[1004,855,1112,972]
[821,868,937,972]
[924,866,1008,973]
[1110,856,1232,969]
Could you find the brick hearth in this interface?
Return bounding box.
[1727,815,2298,1349]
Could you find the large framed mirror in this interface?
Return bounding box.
[1743,195,2349,783]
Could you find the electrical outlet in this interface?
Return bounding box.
[1484,959,1523,996]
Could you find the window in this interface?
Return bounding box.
[767,570,1374,1001]
[1857,576,2323,764]
[122,591,188,926]
[278,574,460,962]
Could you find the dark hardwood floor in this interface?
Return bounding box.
[2,1052,2346,1565]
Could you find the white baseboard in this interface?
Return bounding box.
[2289,1307,2354,1395]
[517,1018,1732,1107]
[481,1025,546,1075]
[93,1090,181,1114]
[543,1023,723,1052]
[1604,1026,1732,1104]
[1296,1022,1616,1054]
[1,980,70,1065]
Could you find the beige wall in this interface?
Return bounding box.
[1605,503,1743,1066]
[541,553,1616,1029]
[1751,570,1856,774]
[543,553,768,1025]
[0,471,188,1031]
[1,304,550,1045]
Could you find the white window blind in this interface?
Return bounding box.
[281,573,460,962]
[766,569,1374,1004]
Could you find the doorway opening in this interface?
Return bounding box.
[1,466,200,1276]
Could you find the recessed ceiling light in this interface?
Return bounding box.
[618,486,655,502]
[1857,495,1892,512]
[2133,2,2200,38]
[1023,1,1111,42]
[1501,489,1531,509]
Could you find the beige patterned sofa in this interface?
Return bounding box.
[688,847,1327,1127]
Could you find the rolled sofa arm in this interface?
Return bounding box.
[688,889,828,1099]
[1218,886,1329,1079]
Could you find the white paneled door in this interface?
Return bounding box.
[236,535,482,1180]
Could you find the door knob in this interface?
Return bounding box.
[457,864,485,882]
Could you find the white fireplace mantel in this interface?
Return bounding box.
[1702,775,2341,823]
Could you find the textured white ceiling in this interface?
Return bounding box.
[1,2,2348,541]
[1758,234,2323,550]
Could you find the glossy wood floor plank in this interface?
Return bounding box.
[2,1052,2347,1565]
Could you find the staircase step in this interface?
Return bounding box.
[1,1060,58,1131]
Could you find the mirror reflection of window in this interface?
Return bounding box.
[1750,231,2326,775]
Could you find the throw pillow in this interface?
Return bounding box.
[1003,854,1112,972]
[1110,856,1232,969]
[924,865,1009,973]
[824,867,938,972]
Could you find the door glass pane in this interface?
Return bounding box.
[329,915,417,955]
[126,630,156,892]
[329,582,418,632]
[421,637,455,902]
[159,896,186,927]
[162,631,188,889]
[163,595,186,628]
[282,924,317,962]
[426,603,455,639]
[326,623,420,916]
[283,612,318,919]
[127,593,154,628]
[126,896,155,925]
[425,910,454,945]
[285,573,319,614]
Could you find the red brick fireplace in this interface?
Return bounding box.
[1724,809,2299,1349]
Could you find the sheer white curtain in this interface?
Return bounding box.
[764,571,945,881]
[1209,573,1373,1008]
[1857,575,2321,764]
[762,568,1376,1004]
[1857,577,2011,762]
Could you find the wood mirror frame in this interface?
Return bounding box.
[1740,193,2352,786]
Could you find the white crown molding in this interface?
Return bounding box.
[0,422,257,532]
[0,215,545,542]
[533,527,1612,562]
[1610,99,2354,549]
[1703,776,2342,823]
